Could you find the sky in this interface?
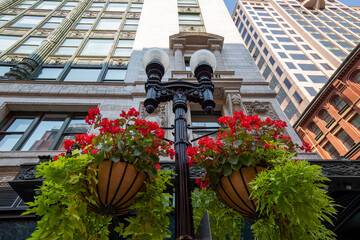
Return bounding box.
[224,0,360,14]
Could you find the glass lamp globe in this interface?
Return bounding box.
[189,49,217,74]
[142,48,170,72]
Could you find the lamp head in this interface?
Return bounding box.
[142,48,169,80]
[190,49,216,80]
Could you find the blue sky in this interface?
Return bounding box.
[224,0,360,14]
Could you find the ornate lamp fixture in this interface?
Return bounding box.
[143,48,217,239]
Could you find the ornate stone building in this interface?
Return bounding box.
[295,43,360,160]
[0,0,327,239]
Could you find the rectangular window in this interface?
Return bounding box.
[106,3,127,11]
[191,111,221,140]
[299,64,318,71]
[290,54,308,60]
[305,87,317,96]
[309,75,328,83]
[276,67,283,77]
[179,13,202,25]
[75,18,95,30]
[0,113,89,151]
[13,37,45,54]
[263,48,268,56]
[0,36,20,52]
[0,15,15,26]
[103,68,126,82]
[60,1,77,11]
[41,17,63,29]
[114,39,134,57]
[293,91,302,104]
[283,78,292,89]
[257,56,265,69]
[284,101,297,120]
[258,40,263,47]
[11,16,43,28]
[88,2,105,11]
[278,52,287,58]
[286,62,296,69]
[81,39,113,56]
[33,67,63,80]
[350,115,360,130]
[178,0,198,7]
[269,75,278,90]
[276,87,287,104]
[336,129,355,150]
[64,68,101,82]
[283,45,300,51]
[96,18,122,30]
[276,37,291,42]
[55,38,82,56]
[262,66,271,80]
[269,56,275,65]
[35,1,60,10]
[295,73,307,82]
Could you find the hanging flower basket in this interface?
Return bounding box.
[82,160,147,216]
[216,165,264,221]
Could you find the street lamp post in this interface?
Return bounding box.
[142,48,217,239]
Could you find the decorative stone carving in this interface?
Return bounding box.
[68,30,87,38]
[82,11,99,17]
[139,103,167,127]
[0,28,28,35]
[27,10,49,15]
[179,25,206,32]
[177,7,200,13]
[15,166,38,181]
[126,12,140,18]
[33,29,54,36]
[226,93,244,115]
[1,55,23,63]
[309,160,360,176]
[90,31,116,38]
[4,8,22,14]
[244,101,278,120]
[132,0,143,3]
[46,57,69,65]
[110,58,129,67]
[231,94,242,105]
[52,11,69,17]
[119,31,136,39]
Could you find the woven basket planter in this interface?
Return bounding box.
[82,160,147,216]
[217,166,264,221]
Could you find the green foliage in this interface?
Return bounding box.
[116,169,174,240]
[23,152,112,240]
[192,188,244,240]
[249,160,337,240]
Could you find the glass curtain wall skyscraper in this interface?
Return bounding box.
[231,0,360,125]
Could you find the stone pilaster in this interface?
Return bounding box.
[0,0,21,13]
[210,44,226,71]
[173,44,185,71]
[4,0,92,80]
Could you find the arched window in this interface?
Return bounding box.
[309,122,321,136]
[336,129,355,150]
[355,72,360,83]
[319,109,333,124]
[333,96,348,111]
[324,142,340,159]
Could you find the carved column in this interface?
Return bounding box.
[226,93,244,116]
[173,43,185,71]
[0,0,21,13]
[210,44,225,71]
[4,0,92,80]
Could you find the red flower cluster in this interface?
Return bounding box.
[52,153,65,161]
[195,174,210,190]
[85,107,100,125]
[187,111,311,186]
[299,142,312,152]
[56,107,175,177]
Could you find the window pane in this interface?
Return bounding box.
[96,19,122,30]
[123,25,138,30]
[35,1,60,10]
[117,40,134,47]
[13,45,37,54]
[7,119,33,132]
[0,135,22,151]
[106,3,127,11]
[64,68,101,82]
[62,39,82,46]
[81,39,113,56]
[55,47,77,55]
[0,36,20,52]
[114,48,132,57]
[11,16,43,28]
[104,69,126,81]
[35,68,63,80]
[64,119,89,134]
[0,66,11,76]
[21,117,65,151]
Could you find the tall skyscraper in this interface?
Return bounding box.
[231,0,360,124]
[0,0,308,238]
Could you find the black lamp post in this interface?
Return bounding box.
[142,48,217,239]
